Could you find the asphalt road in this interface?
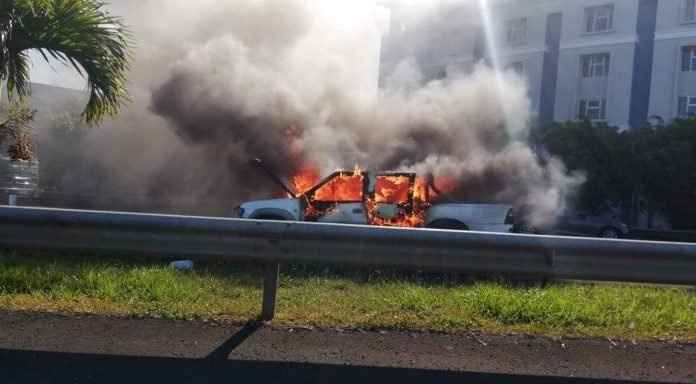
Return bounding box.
[0,310,694,384]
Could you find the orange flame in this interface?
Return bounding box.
[413,178,429,203]
[314,171,364,201]
[434,176,457,193]
[288,167,445,228]
[429,175,457,201]
[375,175,410,204]
[364,199,427,228]
[292,169,320,196]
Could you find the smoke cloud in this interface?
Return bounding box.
[34,0,583,222]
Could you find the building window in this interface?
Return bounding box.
[683,0,696,23]
[504,61,524,74]
[678,96,696,115]
[682,47,696,71]
[505,18,527,44]
[584,4,614,33]
[579,99,607,121]
[581,53,610,77]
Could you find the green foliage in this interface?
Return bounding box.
[2,251,696,340]
[537,120,633,211]
[635,117,696,229]
[0,0,132,124]
[537,118,696,229]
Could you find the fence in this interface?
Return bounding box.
[1,206,695,320]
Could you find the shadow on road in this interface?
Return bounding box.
[205,320,263,360]
[0,348,673,384]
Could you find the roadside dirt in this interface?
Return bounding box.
[0,310,693,383]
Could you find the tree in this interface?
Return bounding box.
[537,120,634,212]
[634,117,696,229]
[0,0,132,124]
[537,119,696,230]
[0,102,35,160]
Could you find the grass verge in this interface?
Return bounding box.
[1,250,695,341]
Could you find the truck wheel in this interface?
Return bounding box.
[599,227,621,239]
[515,222,536,234]
[427,220,469,230]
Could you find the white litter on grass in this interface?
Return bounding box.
[170,260,194,270]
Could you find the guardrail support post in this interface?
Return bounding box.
[545,249,556,268]
[262,262,280,321]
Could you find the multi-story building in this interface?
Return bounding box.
[649,0,696,120]
[380,0,696,129]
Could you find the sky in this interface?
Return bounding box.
[28,51,87,90]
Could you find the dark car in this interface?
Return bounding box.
[512,206,629,239]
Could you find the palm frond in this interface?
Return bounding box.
[2,0,132,124]
[4,48,29,96]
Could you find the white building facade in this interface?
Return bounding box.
[380,0,696,129]
[649,0,696,120]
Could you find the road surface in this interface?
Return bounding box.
[0,310,694,383]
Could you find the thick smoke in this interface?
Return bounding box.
[35,0,583,222]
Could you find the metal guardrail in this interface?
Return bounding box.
[629,229,696,244]
[0,206,695,320]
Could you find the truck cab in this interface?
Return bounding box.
[236,169,426,226]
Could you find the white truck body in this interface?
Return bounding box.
[237,199,513,233]
[424,203,513,233]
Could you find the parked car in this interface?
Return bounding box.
[0,156,40,198]
[511,206,629,239]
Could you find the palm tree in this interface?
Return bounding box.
[0,0,132,124]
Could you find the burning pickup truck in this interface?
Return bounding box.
[234,159,514,232]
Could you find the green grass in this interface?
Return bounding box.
[1,250,695,341]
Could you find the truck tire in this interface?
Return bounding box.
[514,222,536,234]
[599,227,621,239]
[427,219,469,230]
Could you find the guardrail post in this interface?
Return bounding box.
[261,262,280,320]
[545,249,556,268]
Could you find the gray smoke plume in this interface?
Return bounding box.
[34,0,583,222]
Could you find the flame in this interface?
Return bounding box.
[433,176,457,193]
[375,175,410,204]
[303,169,363,219]
[288,167,440,228]
[364,199,427,228]
[429,175,457,201]
[314,171,364,201]
[292,169,320,196]
[305,202,338,219]
[413,178,429,203]
[368,175,429,228]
